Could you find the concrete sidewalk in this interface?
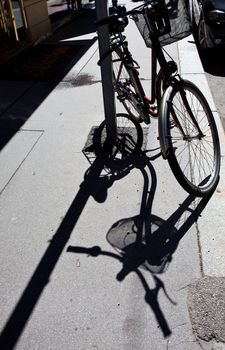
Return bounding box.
[0,3,225,349]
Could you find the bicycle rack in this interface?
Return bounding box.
[95,0,117,148]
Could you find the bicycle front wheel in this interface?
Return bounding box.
[159,80,221,196]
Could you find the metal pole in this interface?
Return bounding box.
[95,0,117,147]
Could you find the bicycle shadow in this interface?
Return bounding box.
[67,128,212,338]
[0,114,212,348]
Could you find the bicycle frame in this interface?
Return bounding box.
[96,0,221,196]
[100,0,202,129]
[111,32,168,118]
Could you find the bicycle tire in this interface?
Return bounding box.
[159,79,221,196]
[112,48,150,124]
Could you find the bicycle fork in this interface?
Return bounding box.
[158,79,205,159]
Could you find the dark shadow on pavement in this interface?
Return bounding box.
[197,46,225,77]
[0,9,97,151]
[195,45,225,131]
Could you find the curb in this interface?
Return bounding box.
[179,36,225,276]
[178,35,225,150]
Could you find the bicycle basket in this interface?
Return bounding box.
[132,0,192,47]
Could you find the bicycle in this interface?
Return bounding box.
[96,0,221,197]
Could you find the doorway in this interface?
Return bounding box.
[0,0,28,52]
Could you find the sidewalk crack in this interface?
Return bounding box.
[0,130,44,196]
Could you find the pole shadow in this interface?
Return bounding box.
[0,113,145,349]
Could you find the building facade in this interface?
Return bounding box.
[0,0,79,63]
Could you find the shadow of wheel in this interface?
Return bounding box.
[94,112,144,155]
[92,113,145,177]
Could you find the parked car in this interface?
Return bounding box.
[192,0,225,49]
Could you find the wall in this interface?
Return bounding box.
[24,0,52,43]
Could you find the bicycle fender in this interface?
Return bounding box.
[158,85,173,159]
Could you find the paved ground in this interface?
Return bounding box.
[0,2,225,349]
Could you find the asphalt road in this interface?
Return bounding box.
[199,47,225,131]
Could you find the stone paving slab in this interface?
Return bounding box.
[188,277,225,343]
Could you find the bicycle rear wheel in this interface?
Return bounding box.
[95,113,143,155]
[159,80,221,196]
[112,49,150,124]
